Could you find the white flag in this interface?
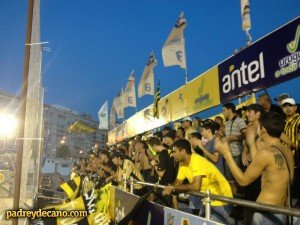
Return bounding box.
[123,70,137,108]
[241,0,251,31]
[138,52,158,97]
[162,12,187,69]
[98,101,108,129]
[113,89,124,119]
[109,105,116,129]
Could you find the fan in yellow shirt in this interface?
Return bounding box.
[163,139,233,224]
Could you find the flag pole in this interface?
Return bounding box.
[245,30,252,46]
[184,68,188,84]
[184,63,188,84]
[13,1,34,225]
[183,30,188,84]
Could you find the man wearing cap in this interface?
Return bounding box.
[242,104,265,223]
[181,116,196,140]
[275,93,300,114]
[274,93,291,104]
[282,98,300,204]
[242,104,265,165]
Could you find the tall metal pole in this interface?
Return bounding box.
[12,1,34,225]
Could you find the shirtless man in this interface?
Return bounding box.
[215,111,295,224]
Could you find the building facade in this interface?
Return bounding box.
[43,104,108,159]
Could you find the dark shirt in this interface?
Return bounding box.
[204,138,225,176]
[157,149,175,185]
[270,104,285,119]
[194,146,204,156]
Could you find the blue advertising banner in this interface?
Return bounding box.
[135,201,164,225]
[218,16,300,103]
[113,188,164,225]
[164,207,222,225]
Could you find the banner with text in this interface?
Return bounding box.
[218,16,300,103]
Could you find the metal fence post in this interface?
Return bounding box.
[205,190,211,220]
[123,178,127,191]
[130,177,134,194]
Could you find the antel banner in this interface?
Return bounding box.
[218,16,300,103]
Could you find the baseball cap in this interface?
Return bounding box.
[244,104,265,113]
[181,116,192,123]
[282,98,296,106]
[274,93,290,101]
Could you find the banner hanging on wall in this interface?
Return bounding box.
[218,17,300,103]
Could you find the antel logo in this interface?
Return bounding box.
[221,52,265,94]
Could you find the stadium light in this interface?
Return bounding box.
[0,113,18,138]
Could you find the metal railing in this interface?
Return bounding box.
[129,180,300,221]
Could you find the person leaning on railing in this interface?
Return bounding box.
[163,139,234,224]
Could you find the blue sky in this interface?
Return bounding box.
[0,1,299,122]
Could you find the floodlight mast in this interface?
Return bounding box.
[12,1,34,225]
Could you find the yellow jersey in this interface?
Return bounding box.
[177,153,232,206]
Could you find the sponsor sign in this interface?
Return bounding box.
[170,86,189,121]
[134,201,164,225]
[218,16,300,103]
[187,66,220,115]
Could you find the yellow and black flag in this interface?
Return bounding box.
[31,185,111,225]
[66,121,96,133]
[60,176,82,200]
[153,81,161,119]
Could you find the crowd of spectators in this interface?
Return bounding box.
[65,92,299,224]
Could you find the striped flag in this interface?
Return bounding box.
[162,12,187,69]
[153,81,161,119]
[138,52,158,97]
[67,121,96,133]
[241,0,251,31]
[123,70,137,108]
[60,176,82,200]
[98,101,108,129]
